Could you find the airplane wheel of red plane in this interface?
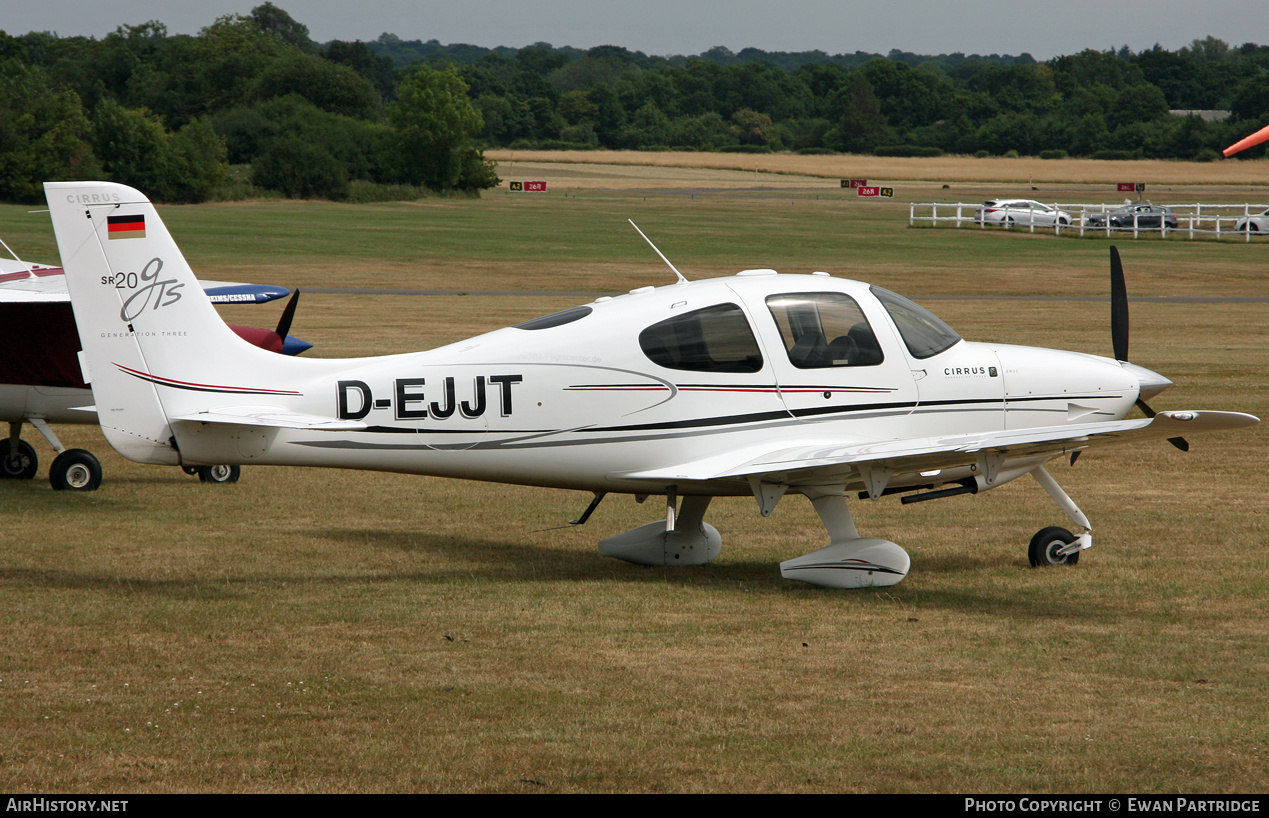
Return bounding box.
[198,465,241,484]
[0,439,38,480]
[1028,526,1080,567]
[49,449,102,492]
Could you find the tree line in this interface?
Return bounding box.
[439,34,1269,161]
[0,4,496,203]
[3,3,1268,204]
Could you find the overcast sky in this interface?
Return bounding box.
[5,1,1268,60]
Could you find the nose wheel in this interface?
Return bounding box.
[1028,466,1092,568]
[1028,526,1080,567]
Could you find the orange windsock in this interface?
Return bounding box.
[1223,123,1269,157]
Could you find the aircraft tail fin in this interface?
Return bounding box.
[45,182,288,465]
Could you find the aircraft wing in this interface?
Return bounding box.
[0,260,73,300]
[613,410,1258,486]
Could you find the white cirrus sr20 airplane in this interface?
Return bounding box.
[45,181,1258,588]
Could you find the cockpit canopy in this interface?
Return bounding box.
[513,276,963,374]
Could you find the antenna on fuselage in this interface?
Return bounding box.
[628,220,688,285]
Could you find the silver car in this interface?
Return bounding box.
[1234,208,1269,232]
[973,199,1073,227]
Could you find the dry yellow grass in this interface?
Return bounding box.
[488,149,1269,189]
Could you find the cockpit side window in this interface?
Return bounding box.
[870,285,961,359]
[765,292,884,368]
[639,302,763,373]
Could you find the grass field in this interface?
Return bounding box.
[1,154,1266,792]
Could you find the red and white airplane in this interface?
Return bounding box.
[0,250,308,490]
[43,181,1258,588]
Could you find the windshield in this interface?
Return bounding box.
[871,286,961,359]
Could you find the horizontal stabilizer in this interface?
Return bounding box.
[172,406,367,431]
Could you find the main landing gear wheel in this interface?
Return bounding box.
[198,465,240,484]
[1028,526,1080,567]
[1,439,38,480]
[49,449,102,492]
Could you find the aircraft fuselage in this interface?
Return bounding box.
[164,273,1139,496]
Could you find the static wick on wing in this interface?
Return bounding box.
[629,220,689,285]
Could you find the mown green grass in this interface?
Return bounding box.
[0,163,1266,792]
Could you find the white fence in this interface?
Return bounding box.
[909,202,1269,241]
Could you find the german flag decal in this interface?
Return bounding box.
[107,214,145,240]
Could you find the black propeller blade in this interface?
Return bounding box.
[275,289,300,340]
[1109,247,1188,451]
[1110,245,1129,362]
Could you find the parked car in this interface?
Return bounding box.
[1086,203,1179,230]
[973,199,1073,227]
[1233,208,1269,232]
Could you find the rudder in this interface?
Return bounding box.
[45,181,269,465]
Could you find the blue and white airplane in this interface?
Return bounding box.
[42,181,1258,587]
